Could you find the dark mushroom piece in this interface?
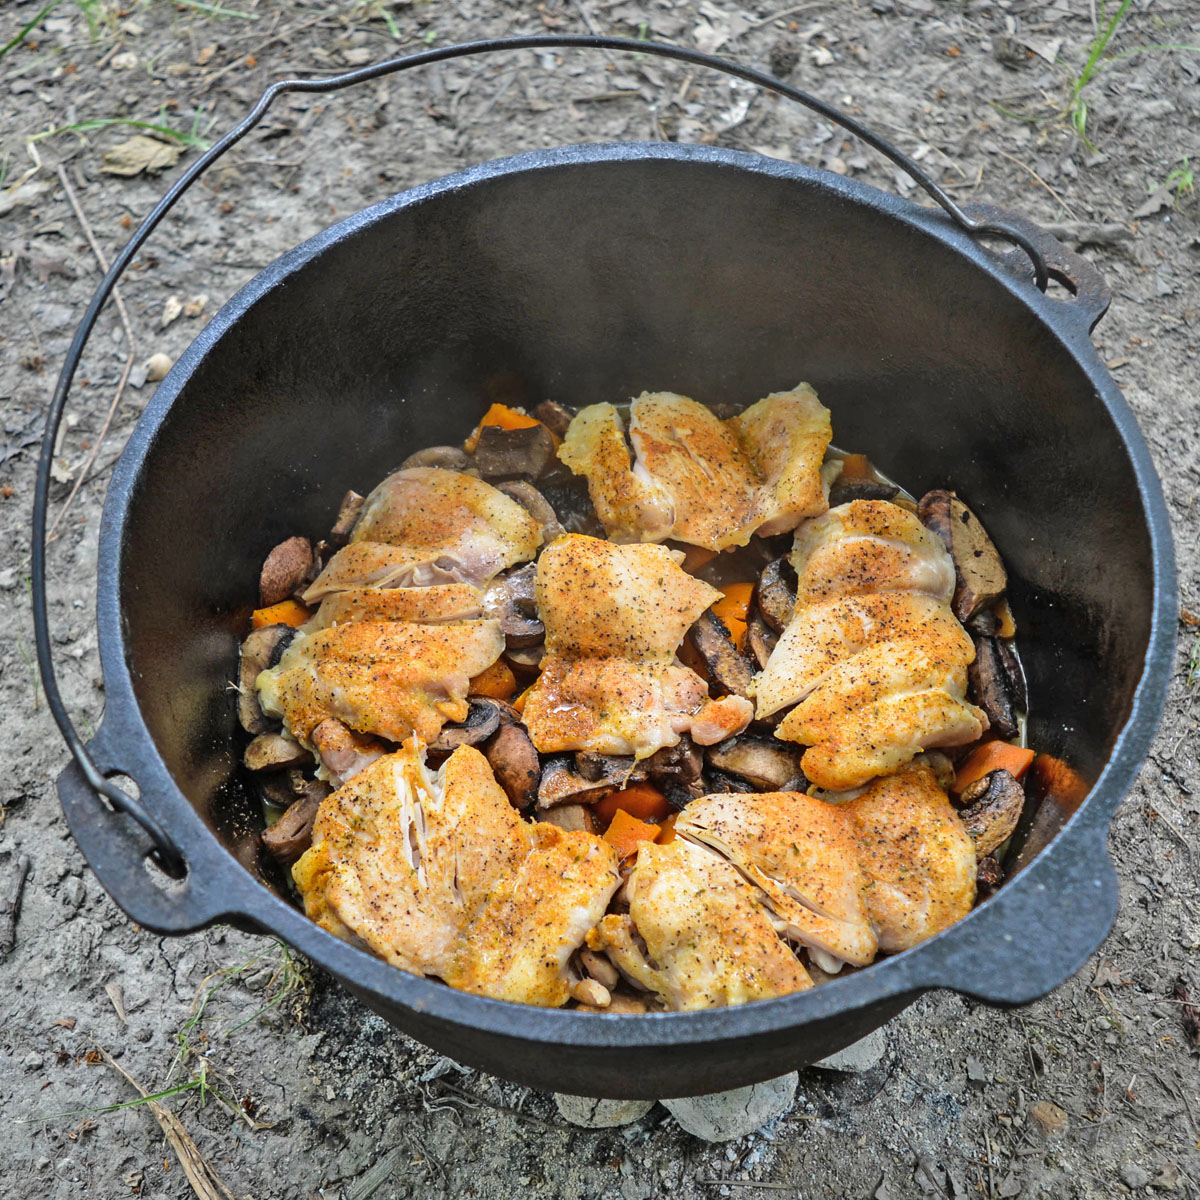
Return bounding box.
[828,478,900,507]
[968,637,1019,740]
[574,753,647,787]
[744,608,779,671]
[258,772,300,810]
[537,756,619,809]
[645,736,703,788]
[705,768,758,795]
[473,424,557,481]
[400,445,474,472]
[484,563,545,648]
[244,732,313,773]
[484,722,541,810]
[663,777,711,812]
[328,489,364,546]
[496,480,565,545]
[917,489,1008,623]
[755,558,797,634]
[976,854,1005,894]
[995,636,1028,712]
[238,624,296,734]
[539,802,598,834]
[705,735,807,791]
[427,699,504,759]
[688,610,755,699]
[259,537,313,607]
[533,399,574,439]
[958,768,1026,858]
[504,645,544,673]
[261,782,330,866]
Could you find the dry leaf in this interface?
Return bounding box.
[196,44,216,65]
[161,295,183,329]
[102,135,183,178]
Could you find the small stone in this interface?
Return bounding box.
[1122,1163,1151,1190]
[554,1094,654,1129]
[1151,1163,1181,1190]
[143,352,173,382]
[23,1052,44,1071]
[62,876,86,908]
[814,1028,888,1073]
[1029,1100,1068,1136]
[0,569,17,589]
[662,1073,797,1142]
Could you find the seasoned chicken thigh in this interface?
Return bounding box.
[306,582,483,630]
[305,468,542,601]
[257,618,504,745]
[557,386,832,550]
[588,837,813,1010]
[844,763,976,951]
[523,536,751,758]
[760,500,985,790]
[294,741,620,1005]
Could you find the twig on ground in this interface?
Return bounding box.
[48,164,137,541]
[993,148,1078,219]
[0,854,31,961]
[97,1046,235,1200]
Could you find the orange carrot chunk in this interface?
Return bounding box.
[656,814,679,844]
[711,581,754,645]
[603,809,661,859]
[954,741,1035,794]
[512,683,534,715]
[250,600,310,629]
[838,452,872,480]
[468,659,518,701]
[595,783,671,826]
[464,403,545,452]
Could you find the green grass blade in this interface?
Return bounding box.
[17,1077,203,1123]
[174,0,257,18]
[28,117,211,148]
[0,0,65,60]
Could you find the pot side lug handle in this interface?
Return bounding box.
[920,816,1118,1007]
[57,755,245,936]
[961,201,1112,335]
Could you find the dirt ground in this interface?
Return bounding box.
[2,0,1199,1196]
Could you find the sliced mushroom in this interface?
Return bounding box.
[310,718,384,786]
[400,445,474,472]
[917,489,1008,623]
[995,635,1028,712]
[496,480,565,545]
[473,424,557,481]
[645,736,703,787]
[579,947,620,990]
[504,645,544,672]
[688,610,755,699]
[976,854,1004,892]
[259,536,313,607]
[238,624,295,734]
[705,768,757,795]
[427,698,504,758]
[244,732,312,773]
[958,767,1026,858]
[484,722,541,810]
[968,636,1018,740]
[744,608,779,671]
[483,563,545,648]
[828,478,900,507]
[539,802,598,834]
[257,772,299,810]
[537,756,617,809]
[261,784,329,866]
[705,735,806,791]
[533,399,574,438]
[328,489,365,546]
[663,777,710,811]
[755,558,797,634]
[574,753,646,786]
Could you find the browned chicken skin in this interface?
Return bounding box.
[293,740,620,1006]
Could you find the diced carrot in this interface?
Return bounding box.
[994,597,1017,639]
[464,403,545,452]
[712,581,754,645]
[595,782,671,825]
[838,453,872,480]
[468,659,518,701]
[250,599,310,629]
[656,813,678,844]
[954,740,1035,794]
[512,683,534,715]
[603,809,661,859]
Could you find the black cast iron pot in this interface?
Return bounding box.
[34,38,1176,1099]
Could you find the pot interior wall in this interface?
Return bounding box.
[111,151,1152,884]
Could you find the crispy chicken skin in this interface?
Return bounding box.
[256,618,504,745]
[557,387,832,550]
[844,763,976,951]
[523,536,750,758]
[305,468,542,601]
[760,500,985,790]
[588,837,813,1010]
[306,583,483,630]
[293,741,620,1005]
[678,792,877,970]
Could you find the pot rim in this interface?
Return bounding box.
[93,141,1177,1049]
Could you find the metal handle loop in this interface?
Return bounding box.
[32,33,1054,874]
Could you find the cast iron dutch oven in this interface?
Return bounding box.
[33,37,1176,1099]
